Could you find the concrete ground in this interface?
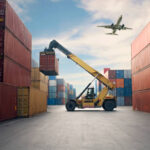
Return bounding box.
[0,106,150,150]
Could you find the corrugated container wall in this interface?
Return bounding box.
[131,22,150,112]
[31,68,48,93]
[0,83,17,121]
[0,0,31,87]
[40,52,59,76]
[17,87,47,117]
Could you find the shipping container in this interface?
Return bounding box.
[124,70,131,78]
[116,88,124,96]
[117,97,125,106]
[132,66,150,91]
[40,52,59,75]
[57,85,65,92]
[31,81,48,93]
[57,78,65,85]
[31,68,48,83]
[0,0,32,50]
[124,88,132,96]
[116,79,124,88]
[49,76,56,80]
[131,22,150,59]
[132,45,150,74]
[108,70,116,79]
[124,78,132,88]
[116,70,124,79]
[132,90,150,113]
[104,68,110,74]
[0,83,17,121]
[17,87,47,117]
[48,92,57,99]
[1,56,31,86]
[49,80,57,86]
[124,97,132,106]
[48,86,57,93]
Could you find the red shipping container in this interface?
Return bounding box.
[57,85,65,92]
[0,83,17,121]
[0,0,32,50]
[104,68,110,74]
[124,97,132,106]
[131,22,150,59]
[132,45,150,74]
[40,52,59,75]
[132,66,150,91]
[132,90,150,113]
[4,29,31,70]
[116,79,124,88]
[108,70,116,79]
[1,56,31,87]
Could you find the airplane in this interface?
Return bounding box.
[97,15,132,35]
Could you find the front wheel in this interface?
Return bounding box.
[103,100,116,111]
[66,101,76,111]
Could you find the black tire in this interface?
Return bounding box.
[103,100,115,111]
[66,101,76,111]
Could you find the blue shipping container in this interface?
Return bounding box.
[116,70,124,79]
[117,97,124,106]
[116,88,124,96]
[124,79,132,88]
[49,76,56,80]
[48,86,57,93]
[48,92,57,99]
[124,88,132,96]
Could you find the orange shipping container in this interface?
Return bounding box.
[116,79,124,88]
[17,87,47,117]
[132,90,150,113]
[132,45,150,74]
[131,22,150,59]
[132,66,150,91]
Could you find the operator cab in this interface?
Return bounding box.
[85,88,96,99]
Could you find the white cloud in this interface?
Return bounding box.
[32,0,150,94]
[8,0,35,22]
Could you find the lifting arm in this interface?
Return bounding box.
[45,40,115,90]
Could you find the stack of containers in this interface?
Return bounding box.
[0,0,32,121]
[101,69,132,106]
[57,78,65,105]
[131,22,150,112]
[47,76,57,105]
[17,68,48,117]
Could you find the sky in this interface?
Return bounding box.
[8,0,150,95]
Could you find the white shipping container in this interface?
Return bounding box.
[49,80,57,86]
[124,70,131,78]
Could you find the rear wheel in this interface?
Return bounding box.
[66,101,76,111]
[103,100,115,111]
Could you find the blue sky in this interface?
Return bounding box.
[8,0,150,94]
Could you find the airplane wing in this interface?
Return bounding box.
[97,25,112,29]
[112,28,117,34]
[122,27,132,30]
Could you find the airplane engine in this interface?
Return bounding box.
[121,24,125,29]
[111,23,114,27]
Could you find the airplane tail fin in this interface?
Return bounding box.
[106,33,118,35]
